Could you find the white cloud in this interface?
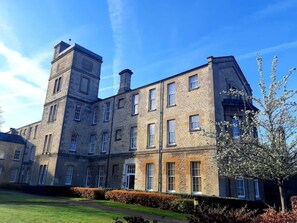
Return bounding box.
[0,41,51,131]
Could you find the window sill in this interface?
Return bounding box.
[167,143,177,147]
[188,86,200,92]
[129,148,137,151]
[131,113,138,117]
[148,109,156,112]
[103,120,110,123]
[190,128,201,132]
[167,104,176,108]
[147,146,156,149]
[74,119,81,122]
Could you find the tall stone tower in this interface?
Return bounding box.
[31,41,103,185]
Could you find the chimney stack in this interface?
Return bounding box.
[118,69,133,94]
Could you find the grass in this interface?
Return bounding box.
[0,190,123,223]
[94,200,187,221]
[0,189,188,222]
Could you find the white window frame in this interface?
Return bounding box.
[189,74,198,90]
[149,89,156,111]
[167,82,176,106]
[65,166,74,185]
[70,134,78,152]
[190,115,200,131]
[130,127,137,150]
[101,132,108,153]
[167,120,176,145]
[236,176,245,198]
[232,119,240,139]
[88,135,96,154]
[74,105,82,121]
[146,163,154,191]
[38,165,47,185]
[147,123,155,147]
[0,148,5,159]
[166,162,175,192]
[9,168,19,183]
[92,108,97,125]
[125,164,135,189]
[13,149,21,160]
[97,165,105,188]
[191,161,202,194]
[254,179,261,200]
[85,167,92,187]
[132,94,139,115]
[104,102,111,121]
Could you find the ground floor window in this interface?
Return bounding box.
[97,165,105,188]
[9,168,18,182]
[65,166,74,185]
[254,179,261,200]
[146,163,153,191]
[236,176,245,198]
[166,162,175,192]
[125,164,135,189]
[85,167,92,187]
[38,165,47,185]
[191,161,202,194]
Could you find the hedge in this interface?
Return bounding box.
[70,187,108,200]
[0,183,73,197]
[105,190,178,209]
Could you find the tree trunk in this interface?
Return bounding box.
[278,181,286,212]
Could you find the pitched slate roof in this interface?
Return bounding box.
[0,132,25,144]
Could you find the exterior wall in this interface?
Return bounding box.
[0,141,25,184]
[1,41,262,200]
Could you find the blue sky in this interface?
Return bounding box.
[0,0,297,132]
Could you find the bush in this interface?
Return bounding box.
[70,187,107,200]
[187,204,257,223]
[113,216,158,223]
[170,199,194,213]
[254,207,297,223]
[105,190,178,209]
[291,196,297,212]
[0,183,73,197]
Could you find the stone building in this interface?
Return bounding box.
[1,41,263,200]
[0,131,26,184]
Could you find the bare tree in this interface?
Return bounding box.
[216,56,297,212]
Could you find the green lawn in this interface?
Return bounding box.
[0,189,187,223]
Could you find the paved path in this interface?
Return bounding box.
[66,199,188,223]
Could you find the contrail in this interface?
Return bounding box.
[237,40,297,60]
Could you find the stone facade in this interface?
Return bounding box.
[0,132,26,184]
[1,41,263,200]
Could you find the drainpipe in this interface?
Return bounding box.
[105,96,115,188]
[158,81,164,192]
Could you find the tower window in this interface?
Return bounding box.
[53,77,62,94]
